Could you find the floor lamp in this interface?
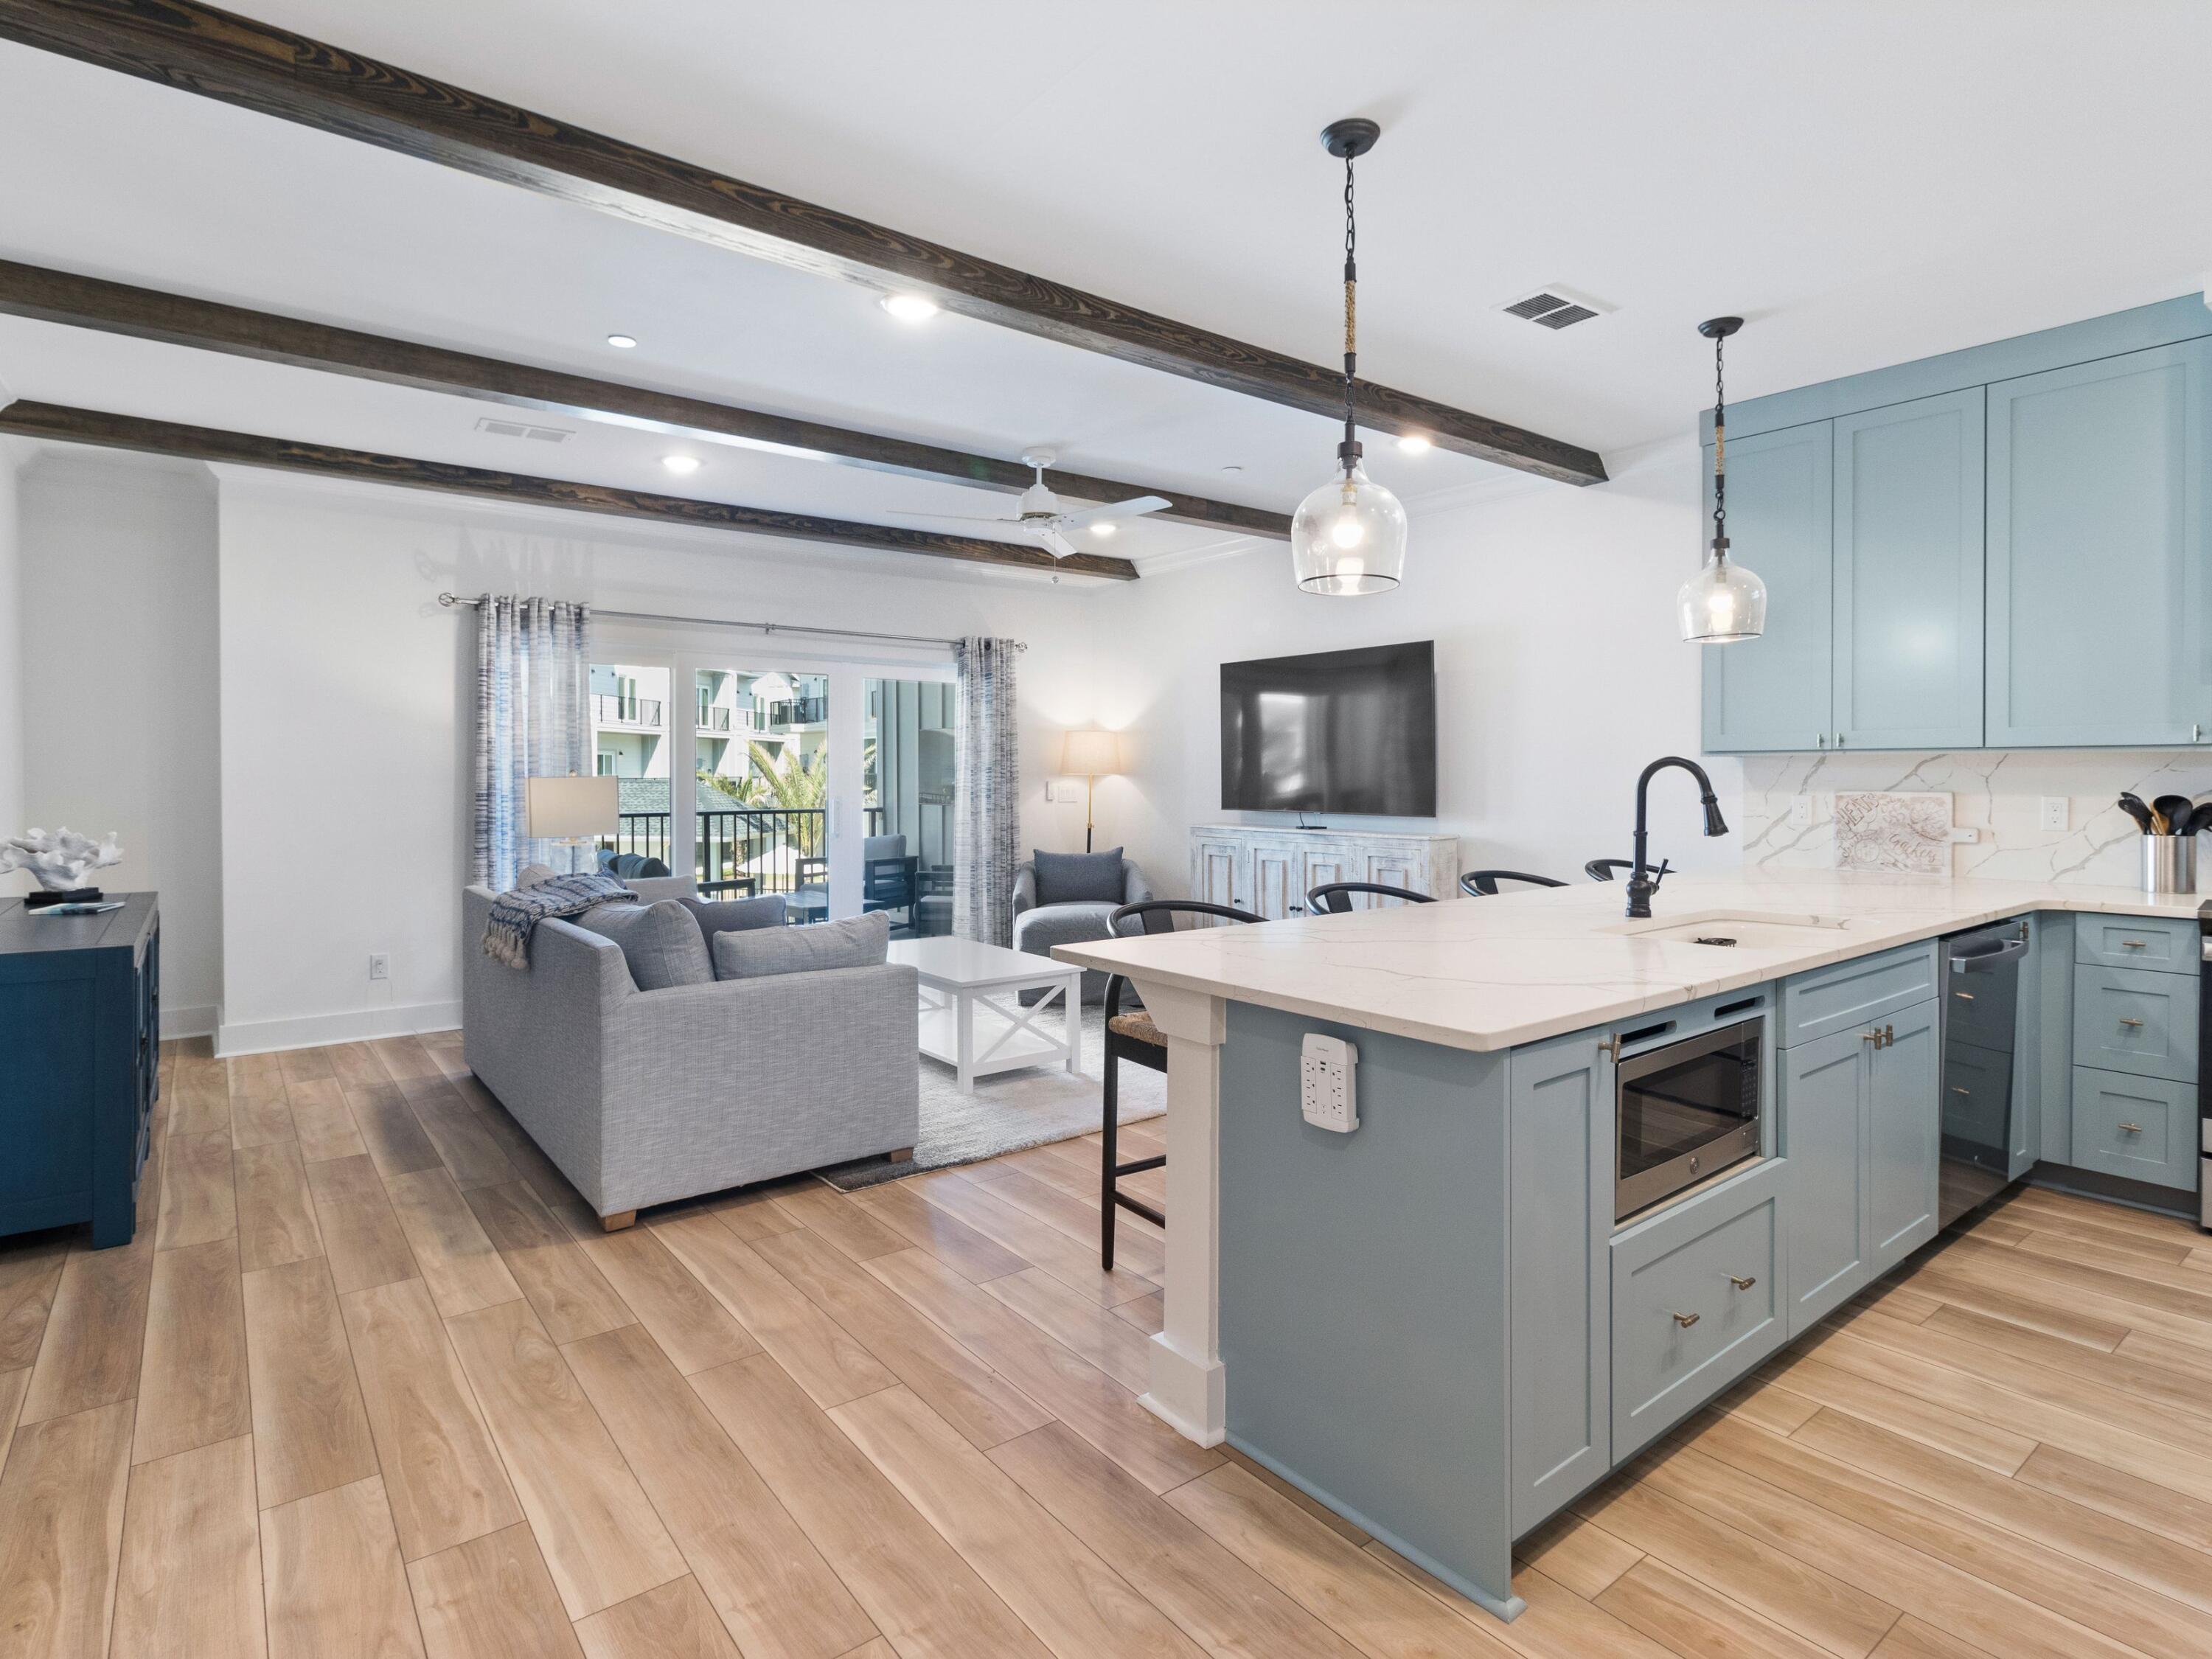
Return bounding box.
[526,774,620,875]
[1060,731,1121,854]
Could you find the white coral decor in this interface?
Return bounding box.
[1,827,125,892]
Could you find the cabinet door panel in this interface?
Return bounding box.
[1833,391,1986,748]
[1508,1029,1612,1534]
[1779,1028,1869,1335]
[1701,422,1834,753]
[1868,1000,1941,1273]
[1986,340,2211,746]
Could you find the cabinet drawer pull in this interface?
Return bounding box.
[1672,1311,1700,1329]
[1954,990,1975,1001]
[1729,1274,1757,1290]
[2122,939,2148,949]
[2119,1018,2146,1029]
[2120,1121,2143,1135]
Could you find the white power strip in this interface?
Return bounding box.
[1300,1033,1360,1133]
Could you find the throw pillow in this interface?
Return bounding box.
[1032,846,1125,906]
[680,891,788,946]
[714,911,889,979]
[571,899,714,990]
[515,863,559,888]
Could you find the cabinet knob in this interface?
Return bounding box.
[1729,1274,1757,1291]
[2120,1121,2143,1135]
[1672,1311,1701,1329]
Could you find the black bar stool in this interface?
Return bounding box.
[1304,881,1436,914]
[1100,900,1260,1269]
[1583,859,1635,883]
[1460,869,1567,897]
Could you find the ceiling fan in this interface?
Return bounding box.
[926,451,1170,560]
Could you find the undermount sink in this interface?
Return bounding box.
[1609,911,1851,950]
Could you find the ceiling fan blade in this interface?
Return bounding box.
[1062,495,1172,529]
[1041,527,1081,560]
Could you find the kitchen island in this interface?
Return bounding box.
[1054,870,2206,1619]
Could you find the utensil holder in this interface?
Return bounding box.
[2142,835,2197,894]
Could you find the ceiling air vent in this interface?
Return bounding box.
[1497,286,1615,330]
[474,416,573,443]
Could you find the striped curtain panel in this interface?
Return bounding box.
[951,636,1022,945]
[471,597,591,890]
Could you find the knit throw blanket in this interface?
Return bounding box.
[483,873,639,969]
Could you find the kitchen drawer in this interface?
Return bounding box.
[2076,916,2202,975]
[2072,964,2198,1085]
[1781,942,1937,1047]
[2070,1067,2199,1192]
[1612,1158,1787,1460]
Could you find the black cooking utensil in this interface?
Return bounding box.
[2185,801,2212,838]
[2117,793,2156,834]
[2154,794,2193,835]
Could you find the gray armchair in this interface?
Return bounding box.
[1011,855,1152,1004]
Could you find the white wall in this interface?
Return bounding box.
[0,439,21,898]
[18,452,223,1034]
[1088,440,1747,894]
[212,469,1107,1052]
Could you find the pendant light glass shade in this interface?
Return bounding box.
[1676,553,1767,644]
[1291,459,1407,594]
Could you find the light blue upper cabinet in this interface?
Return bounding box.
[1986,338,2211,746]
[1700,422,1834,753]
[1832,390,1986,748]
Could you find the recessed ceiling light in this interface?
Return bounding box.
[605,333,638,349]
[661,455,701,476]
[879,293,940,323]
[1397,434,1433,454]
[1090,522,1117,538]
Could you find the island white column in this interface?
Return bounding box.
[1127,977,1226,1447]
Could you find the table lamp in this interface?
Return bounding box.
[1060,730,1121,853]
[526,774,620,874]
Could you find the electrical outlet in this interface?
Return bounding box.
[2039,797,2069,832]
[1787,796,1813,831]
[1299,1033,1359,1133]
[368,953,390,981]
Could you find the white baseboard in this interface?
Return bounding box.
[217,999,462,1058]
[159,1004,220,1042]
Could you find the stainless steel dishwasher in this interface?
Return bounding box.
[1937,920,2031,1227]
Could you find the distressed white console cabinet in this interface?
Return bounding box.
[1188,824,1460,917]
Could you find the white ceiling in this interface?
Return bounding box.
[1,0,2207,572]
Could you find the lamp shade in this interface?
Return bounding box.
[1061,730,1121,776]
[526,774,619,840]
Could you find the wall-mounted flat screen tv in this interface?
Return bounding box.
[1220,641,1437,817]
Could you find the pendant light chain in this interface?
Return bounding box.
[1341,150,1359,465]
[1711,330,1728,560]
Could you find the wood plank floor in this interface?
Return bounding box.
[5,1035,2211,1657]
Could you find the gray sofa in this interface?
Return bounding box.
[1011,855,1152,1003]
[462,885,919,1225]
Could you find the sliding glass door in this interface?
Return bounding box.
[864,676,956,935]
[692,664,836,917]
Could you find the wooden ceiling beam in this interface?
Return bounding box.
[0,0,1609,487]
[0,259,1289,540]
[0,400,1140,580]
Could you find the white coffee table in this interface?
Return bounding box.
[887,936,1082,1091]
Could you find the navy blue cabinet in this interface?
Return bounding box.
[0,894,161,1247]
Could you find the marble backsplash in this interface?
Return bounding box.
[1737,751,2212,887]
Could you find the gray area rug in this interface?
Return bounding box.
[815,1004,1163,1191]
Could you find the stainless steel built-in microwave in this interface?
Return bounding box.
[1615,1017,1763,1222]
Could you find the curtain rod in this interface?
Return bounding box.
[437,593,1022,651]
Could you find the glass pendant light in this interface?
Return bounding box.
[1678,316,1767,643]
[1292,119,1408,595]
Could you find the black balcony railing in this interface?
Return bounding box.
[604,807,886,900]
[768,696,829,726]
[593,693,662,727]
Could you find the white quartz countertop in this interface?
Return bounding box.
[1051,870,2208,1054]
